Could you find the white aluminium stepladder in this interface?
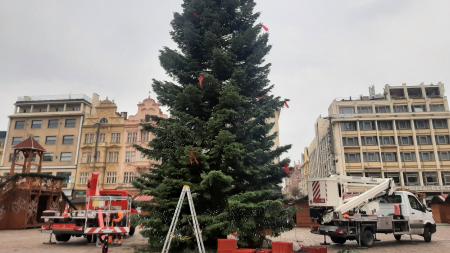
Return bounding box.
[161,185,206,253]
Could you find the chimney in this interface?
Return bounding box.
[120,112,128,119]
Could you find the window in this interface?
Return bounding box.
[408,195,423,210]
[339,107,355,114]
[426,87,441,97]
[365,172,382,178]
[396,120,411,130]
[45,136,57,145]
[106,171,117,184]
[433,119,448,129]
[127,132,138,143]
[375,105,391,113]
[401,152,416,162]
[107,151,119,163]
[416,135,432,145]
[43,153,54,162]
[420,151,434,161]
[65,118,76,128]
[62,135,74,145]
[404,172,420,186]
[31,120,42,129]
[394,105,409,113]
[363,152,380,162]
[98,133,105,143]
[48,119,59,128]
[423,172,439,186]
[342,137,359,146]
[380,136,395,146]
[415,120,429,129]
[32,136,40,143]
[361,136,378,146]
[341,122,357,131]
[123,172,135,184]
[15,121,25,129]
[439,151,450,161]
[80,172,89,184]
[357,106,373,114]
[385,172,400,184]
[125,151,135,163]
[430,104,445,112]
[141,130,149,142]
[111,133,121,144]
[60,152,72,162]
[81,152,92,163]
[347,172,363,177]
[436,135,450,145]
[12,137,22,145]
[378,121,393,130]
[359,121,375,131]
[84,133,95,144]
[442,172,450,185]
[412,104,426,112]
[66,104,80,111]
[382,152,397,162]
[56,172,72,187]
[398,136,413,146]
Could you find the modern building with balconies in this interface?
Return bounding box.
[0,94,93,196]
[304,82,450,196]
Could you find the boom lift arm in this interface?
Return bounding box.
[311,175,396,223]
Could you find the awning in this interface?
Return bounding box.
[134,195,154,202]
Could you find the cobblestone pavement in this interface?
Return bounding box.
[1,225,449,253]
[273,224,450,253]
[0,228,148,253]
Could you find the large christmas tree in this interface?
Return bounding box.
[134,0,294,250]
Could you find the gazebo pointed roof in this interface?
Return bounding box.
[13,137,46,152]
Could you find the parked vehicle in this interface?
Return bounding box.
[41,172,136,243]
[308,175,436,247]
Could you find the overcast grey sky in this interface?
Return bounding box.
[1,0,450,163]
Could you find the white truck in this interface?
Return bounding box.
[308,175,436,247]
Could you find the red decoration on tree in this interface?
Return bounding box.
[262,24,269,32]
[198,73,205,89]
[284,100,290,108]
[189,150,199,165]
[283,164,291,175]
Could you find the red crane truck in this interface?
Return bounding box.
[41,172,137,243]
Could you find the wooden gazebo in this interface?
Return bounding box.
[10,137,46,175]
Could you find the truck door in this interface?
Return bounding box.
[407,195,426,234]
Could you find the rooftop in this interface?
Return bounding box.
[16,94,91,103]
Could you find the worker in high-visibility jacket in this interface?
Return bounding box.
[112,210,125,245]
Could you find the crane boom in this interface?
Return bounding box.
[308,175,396,223]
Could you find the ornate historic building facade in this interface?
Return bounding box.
[73,96,165,197]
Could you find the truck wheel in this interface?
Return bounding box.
[330,236,346,244]
[423,226,432,242]
[129,226,136,236]
[394,235,401,241]
[55,234,71,242]
[360,229,374,247]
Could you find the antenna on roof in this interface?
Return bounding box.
[369,85,375,97]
